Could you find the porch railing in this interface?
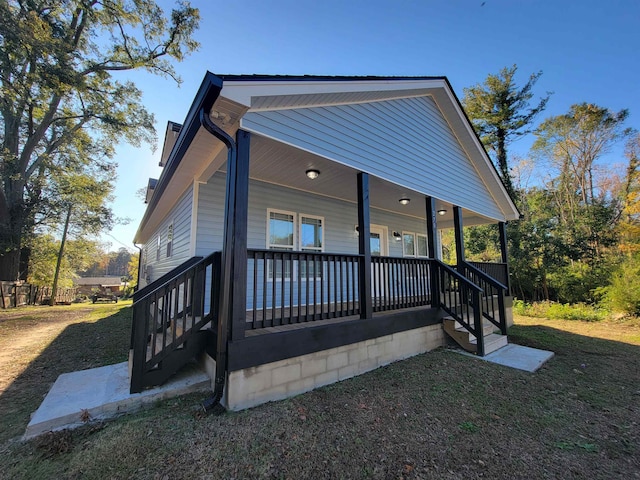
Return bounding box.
[459,261,508,335]
[246,249,361,329]
[467,261,509,295]
[130,252,221,393]
[433,260,485,355]
[371,257,432,312]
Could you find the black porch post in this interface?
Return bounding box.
[498,221,511,296]
[453,206,465,268]
[230,129,250,340]
[357,172,373,320]
[425,196,439,304]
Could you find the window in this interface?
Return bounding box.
[402,232,415,257]
[156,235,161,261]
[166,223,174,258]
[416,234,428,257]
[403,232,429,258]
[300,215,323,252]
[268,209,295,250]
[266,210,325,280]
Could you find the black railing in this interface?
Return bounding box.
[130,252,221,393]
[371,257,432,312]
[246,249,361,329]
[467,261,509,295]
[433,260,485,356]
[460,261,508,335]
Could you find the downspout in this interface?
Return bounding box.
[199,106,237,412]
[133,243,143,293]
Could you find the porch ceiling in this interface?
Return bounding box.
[246,134,496,229]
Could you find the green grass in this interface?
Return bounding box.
[0,303,639,479]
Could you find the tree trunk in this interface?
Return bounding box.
[50,204,72,306]
[0,206,25,281]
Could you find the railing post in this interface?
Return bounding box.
[357,172,373,320]
[472,290,484,356]
[498,221,511,296]
[130,300,149,393]
[425,196,440,306]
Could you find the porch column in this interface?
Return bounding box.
[453,206,465,268]
[357,172,373,320]
[498,221,511,296]
[219,129,250,343]
[230,129,250,340]
[425,197,439,304]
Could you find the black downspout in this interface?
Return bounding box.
[199,107,237,412]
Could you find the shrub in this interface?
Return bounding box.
[598,256,640,316]
[513,299,607,322]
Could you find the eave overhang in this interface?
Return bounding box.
[134,72,224,244]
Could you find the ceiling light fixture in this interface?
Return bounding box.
[306,169,320,180]
[437,209,447,216]
[399,198,410,205]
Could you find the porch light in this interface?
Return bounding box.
[399,198,410,205]
[437,209,447,216]
[393,231,402,241]
[306,169,320,179]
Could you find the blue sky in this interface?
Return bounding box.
[106,0,640,252]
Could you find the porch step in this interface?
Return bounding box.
[443,317,507,356]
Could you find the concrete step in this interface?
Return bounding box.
[453,320,495,337]
[443,317,508,356]
[469,332,509,355]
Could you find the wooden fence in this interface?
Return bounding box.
[0,282,77,308]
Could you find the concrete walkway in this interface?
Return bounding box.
[455,343,554,372]
[24,343,553,440]
[24,361,210,440]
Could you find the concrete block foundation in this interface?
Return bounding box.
[207,323,445,411]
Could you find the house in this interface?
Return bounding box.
[130,73,519,411]
[74,276,123,295]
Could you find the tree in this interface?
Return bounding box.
[49,171,114,304]
[462,65,551,198]
[0,0,200,280]
[617,133,640,254]
[28,234,99,287]
[532,104,631,259]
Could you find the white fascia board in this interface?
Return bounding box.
[220,78,449,110]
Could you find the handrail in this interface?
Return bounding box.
[133,256,204,303]
[462,261,508,291]
[432,259,485,356]
[130,252,222,393]
[459,261,507,335]
[433,260,483,293]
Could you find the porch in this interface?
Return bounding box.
[130,245,511,396]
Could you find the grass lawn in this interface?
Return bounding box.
[0,304,639,479]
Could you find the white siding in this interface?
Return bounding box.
[196,175,432,257]
[142,186,194,283]
[241,96,504,220]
